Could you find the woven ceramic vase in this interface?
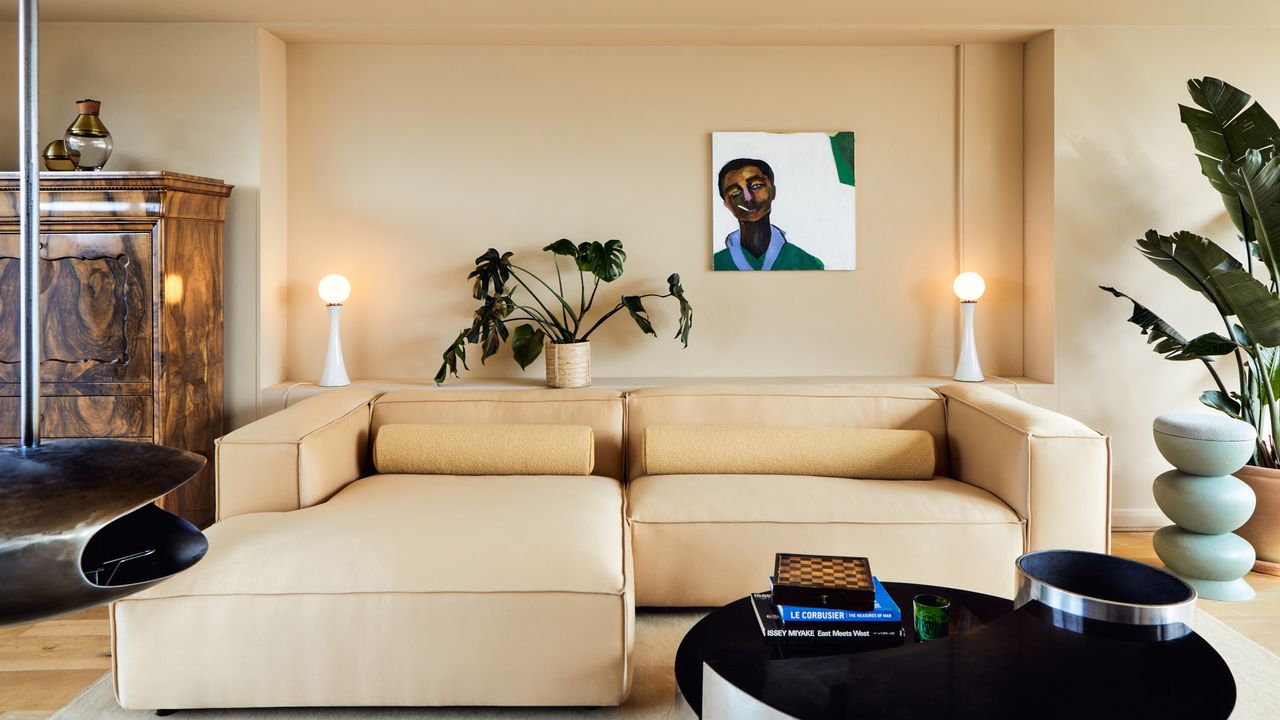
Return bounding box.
[1152,412,1257,601]
[545,341,590,388]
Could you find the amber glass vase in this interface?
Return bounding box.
[64,99,113,171]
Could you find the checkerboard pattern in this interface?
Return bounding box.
[774,553,873,592]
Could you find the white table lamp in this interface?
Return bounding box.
[953,272,985,382]
[318,274,351,387]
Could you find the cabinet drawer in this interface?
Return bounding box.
[0,395,151,438]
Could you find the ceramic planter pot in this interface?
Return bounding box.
[1235,465,1280,576]
[544,341,590,388]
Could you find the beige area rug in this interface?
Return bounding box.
[55,610,1280,719]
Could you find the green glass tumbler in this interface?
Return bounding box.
[913,594,951,641]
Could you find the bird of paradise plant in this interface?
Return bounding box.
[1103,77,1280,467]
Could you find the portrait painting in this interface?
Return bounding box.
[711,131,856,271]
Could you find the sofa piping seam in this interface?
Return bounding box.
[944,395,1101,440]
[626,518,1024,526]
[626,392,943,402]
[114,588,630,603]
[218,402,370,447]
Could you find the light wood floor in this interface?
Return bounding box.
[2,532,1278,718]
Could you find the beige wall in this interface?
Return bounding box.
[1022,32,1055,383]
[285,44,1025,383]
[7,19,1265,529]
[0,23,279,430]
[959,43,1024,378]
[258,29,289,392]
[1053,26,1278,526]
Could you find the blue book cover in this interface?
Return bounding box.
[774,577,901,623]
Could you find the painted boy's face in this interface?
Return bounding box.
[720,166,775,223]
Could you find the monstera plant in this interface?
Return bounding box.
[435,240,692,385]
[1103,77,1280,467]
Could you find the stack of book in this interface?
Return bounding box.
[751,553,904,646]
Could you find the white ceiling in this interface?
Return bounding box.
[6,0,1280,26]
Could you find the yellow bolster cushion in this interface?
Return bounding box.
[374,424,595,475]
[643,425,935,479]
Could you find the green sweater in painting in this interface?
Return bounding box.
[713,241,826,271]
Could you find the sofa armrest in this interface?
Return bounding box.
[938,383,1111,553]
[215,388,378,521]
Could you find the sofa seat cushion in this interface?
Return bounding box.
[135,473,626,597]
[112,473,633,709]
[629,473,1019,525]
[627,474,1024,605]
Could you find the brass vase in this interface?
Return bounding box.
[64,99,113,171]
[41,139,75,171]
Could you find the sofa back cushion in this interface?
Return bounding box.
[370,389,625,480]
[626,385,949,479]
[644,425,934,479]
[374,423,595,475]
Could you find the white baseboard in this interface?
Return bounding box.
[1112,508,1169,531]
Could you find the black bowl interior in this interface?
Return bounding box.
[80,503,208,587]
[1019,551,1193,606]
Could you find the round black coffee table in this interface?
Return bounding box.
[674,581,1235,719]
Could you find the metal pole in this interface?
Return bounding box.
[18,0,40,447]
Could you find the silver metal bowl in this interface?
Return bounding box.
[1015,550,1197,631]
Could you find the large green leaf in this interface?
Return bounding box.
[510,323,546,370]
[584,240,627,282]
[435,329,470,385]
[1180,77,1279,246]
[621,295,656,336]
[1258,345,1280,396]
[1223,150,1280,283]
[573,242,594,272]
[1182,333,1238,358]
[1182,82,1271,161]
[667,274,693,347]
[1201,389,1243,417]
[543,239,579,258]
[468,248,513,300]
[466,294,514,363]
[1210,268,1280,347]
[1099,286,1232,361]
[1136,230,1242,312]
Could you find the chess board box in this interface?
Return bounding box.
[771,553,876,612]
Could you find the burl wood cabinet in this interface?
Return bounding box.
[0,172,232,528]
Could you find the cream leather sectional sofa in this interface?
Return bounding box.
[111,383,1110,710]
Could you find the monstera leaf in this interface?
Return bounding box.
[1100,286,1234,361]
[1223,150,1280,283]
[1180,77,1279,249]
[510,323,546,369]
[621,295,656,336]
[543,239,579,260]
[468,248,513,300]
[668,274,693,347]
[467,294,514,362]
[435,329,471,384]
[584,240,627,282]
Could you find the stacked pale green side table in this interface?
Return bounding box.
[1152,413,1258,601]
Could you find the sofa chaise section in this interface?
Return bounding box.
[112,388,633,710]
